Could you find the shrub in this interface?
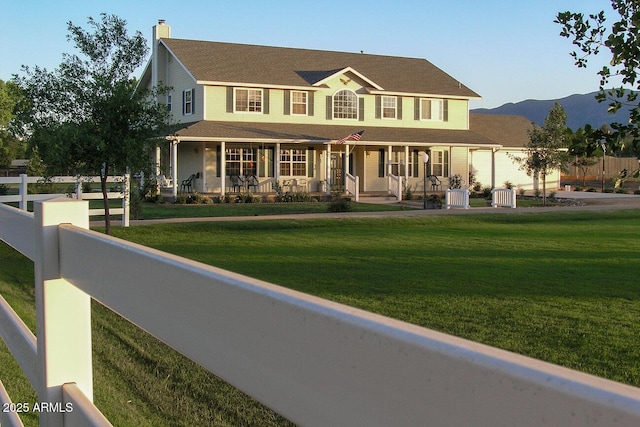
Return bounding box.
[504,180,514,189]
[482,186,492,199]
[328,193,352,212]
[450,174,462,189]
[0,184,7,196]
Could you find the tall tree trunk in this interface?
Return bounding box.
[542,172,547,206]
[101,163,111,235]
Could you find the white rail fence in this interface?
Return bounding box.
[387,173,402,201]
[345,173,359,202]
[445,188,470,209]
[492,188,517,208]
[0,174,130,226]
[1,199,640,426]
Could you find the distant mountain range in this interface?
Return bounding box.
[472,91,634,130]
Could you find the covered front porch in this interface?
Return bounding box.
[157,121,504,201]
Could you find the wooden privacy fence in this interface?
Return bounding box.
[0,174,130,227]
[1,199,640,426]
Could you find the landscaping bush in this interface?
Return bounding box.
[328,193,352,212]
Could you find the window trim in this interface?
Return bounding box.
[280,148,308,177]
[183,89,194,115]
[290,90,308,116]
[234,88,264,114]
[420,98,443,121]
[332,89,359,120]
[381,96,397,119]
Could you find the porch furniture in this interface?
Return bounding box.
[295,178,307,192]
[282,179,293,192]
[229,175,243,192]
[427,175,442,192]
[157,175,172,188]
[181,174,197,192]
[245,175,259,192]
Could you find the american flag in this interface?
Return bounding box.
[336,130,364,144]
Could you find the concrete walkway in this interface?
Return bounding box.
[123,191,640,226]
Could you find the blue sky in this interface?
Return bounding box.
[0,0,617,108]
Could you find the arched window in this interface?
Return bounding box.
[333,89,358,119]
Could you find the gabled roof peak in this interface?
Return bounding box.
[159,38,480,98]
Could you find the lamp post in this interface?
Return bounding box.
[420,151,429,209]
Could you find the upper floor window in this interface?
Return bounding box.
[183,89,194,115]
[420,98,443,121]
[333,89,358,119]
[420,98,448,122]
[167,94,172,112]
[382,96,397,119]
[291,91,308,115]
[235,88,263,113]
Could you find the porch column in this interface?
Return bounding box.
[201,141,206,193]
[387,145,392,176]
[154,146,162,195]
[404,145,409,181]
[275,143,281,182]
[220,141,226,196]
[345,144,350,175]
[326,143,332,191]
[171,140,178,200]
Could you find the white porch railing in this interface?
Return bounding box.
[387,173,402,201]
[1,199,640,426]
[0,174,130,226]
[345,173,359,202]
[492,188,517,208]
[445,189,470,209]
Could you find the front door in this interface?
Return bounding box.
[330,153,344,191]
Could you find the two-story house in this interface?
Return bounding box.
[139,20,555,200]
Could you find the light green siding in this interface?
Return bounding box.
[203,70,470,130]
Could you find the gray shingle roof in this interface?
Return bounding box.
[162,38,480,98]
[170,120,500,146]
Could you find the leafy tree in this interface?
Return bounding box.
[0,79,26,168]
[510,102,571,205]
[556,1,640,178]
[567,127,600,186]
[14,14,170,233]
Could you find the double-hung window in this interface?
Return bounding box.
[333,89,358,119]
[291,91,308,115]
[183,89,194,115]
[382,96,397,119]
[420,98,443,121]
[225,147,257,176]
[431,150,449,177]
[235,88,263,113]
[280,149,307,176]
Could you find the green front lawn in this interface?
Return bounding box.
[1,209,639,426]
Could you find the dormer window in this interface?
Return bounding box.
[333,89,358,120]
[235,88,263,113]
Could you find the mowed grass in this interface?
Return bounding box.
[1,209,639,425]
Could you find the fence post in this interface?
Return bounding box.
[19,174,28,211]
[34,198,92,427]
[122,173,130,227]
